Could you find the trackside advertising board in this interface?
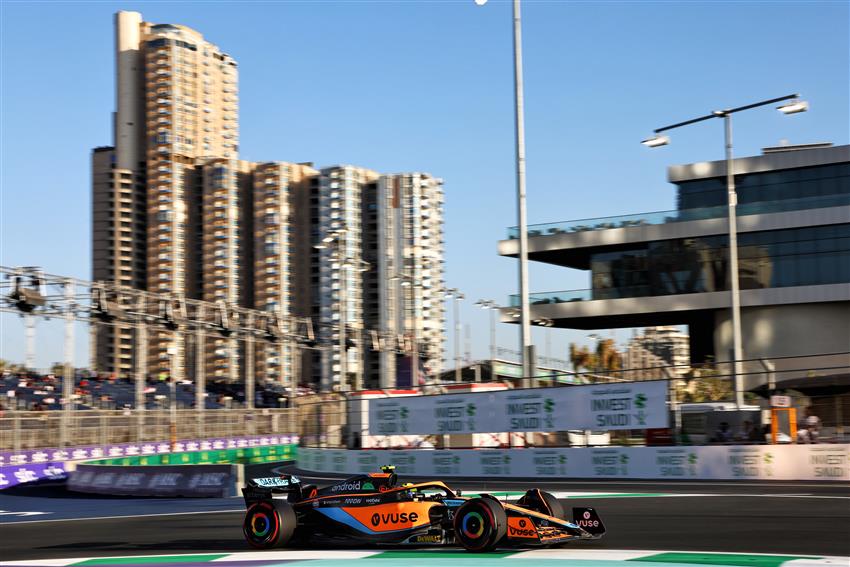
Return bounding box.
[298,444,850,481]
[368,381,668,435]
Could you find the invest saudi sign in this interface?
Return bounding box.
[368,381,668,435]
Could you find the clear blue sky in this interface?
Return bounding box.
[1,0,848,370]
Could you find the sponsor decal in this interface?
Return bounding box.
[414,534,442,543]
[809,447,848,478]
[332,480,362,492]
[251,477,294,488]
[479,452,511,475]
[507,517,537,538]
[370,511,419,527]
[433,453,462,475]
[591,449,629,476]
[728,448,772,478]
[346,503,431,532]
[533,450,567,476]
[373,400,411,434]
[344,498,363,505]
[505,392,555,430]
[655,449,697,477]
[577,510,601,530]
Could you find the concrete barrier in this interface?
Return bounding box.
[69,463,241,497]
[67,444,297,497]
[0,433,298,490]
[297,444,850,481]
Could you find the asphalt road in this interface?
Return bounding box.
[1,473,848,562]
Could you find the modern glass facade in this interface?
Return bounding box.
[590,224,850,300]
[676,163,849,210]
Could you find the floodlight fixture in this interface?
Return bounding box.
[777,100,809,115]
[641,134,670,148]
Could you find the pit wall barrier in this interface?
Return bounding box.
[0,433,298,490]
[297,444,850,481]
[68,444,297,497]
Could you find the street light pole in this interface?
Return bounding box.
[512,0,533,388]
[642,93,807,409]
[61,279,75,448]
[723,113,745,410]
[446,288,464,382]
[338,235,348,392]
[167,345,177,450]
[476,0,534,387]
[476,299,499,380]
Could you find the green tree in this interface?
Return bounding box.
[569,343,596,372]
[595,338,622,372]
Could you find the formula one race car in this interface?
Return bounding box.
[242,466,604,551]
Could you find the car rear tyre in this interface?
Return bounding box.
[518,489,564,520]
[243,500,296,549]
[453,497,507,552]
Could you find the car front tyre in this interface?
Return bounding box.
[453,497,507,552]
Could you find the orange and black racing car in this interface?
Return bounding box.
[242,466,605,552]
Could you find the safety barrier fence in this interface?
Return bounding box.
[2,353,847,452]
[298,444,850,481]
[67,444,298,497]
[0,408,296,452]
[0,433,297,490]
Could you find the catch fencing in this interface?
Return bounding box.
[0,408,296,452]
[293,351,849,449]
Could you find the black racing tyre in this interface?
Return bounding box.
[519,489,565,520]
[243,500,297,549]
[453,497,507,552]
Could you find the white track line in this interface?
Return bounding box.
[2,508,244,525]
[3,550,849,567]
[6,491,850,526]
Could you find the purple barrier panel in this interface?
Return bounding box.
[0,433,297,489]
[69,463,237,497]
[0,433,297,466]
[0,462,67,490]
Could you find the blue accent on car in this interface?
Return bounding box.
[316,507,369,532]
[315,507,425,534]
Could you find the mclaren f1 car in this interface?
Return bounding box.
[242,466,605,552]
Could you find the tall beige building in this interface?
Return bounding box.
[253,162,318,384]
[375,173,446,388]
[93,11,239,379]
[92,12,447,393]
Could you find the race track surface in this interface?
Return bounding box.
[1,469,848,563]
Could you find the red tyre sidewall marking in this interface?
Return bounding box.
[245,502,280,549]
[460,502,496,551]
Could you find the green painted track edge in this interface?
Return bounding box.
[629,552,823,567]
[72,554,229,565]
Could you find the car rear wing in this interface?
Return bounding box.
[242,474,304,505]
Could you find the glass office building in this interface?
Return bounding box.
[498,143,850,372]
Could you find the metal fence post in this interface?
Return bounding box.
[61,279,75,448]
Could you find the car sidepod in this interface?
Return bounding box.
[298,496,447,545]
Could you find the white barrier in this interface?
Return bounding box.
[369,381,668,435]
[297,444,850,481]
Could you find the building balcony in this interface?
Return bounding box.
[503,283,850,330]
[505,193,849,240]
[499,199,850,270]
